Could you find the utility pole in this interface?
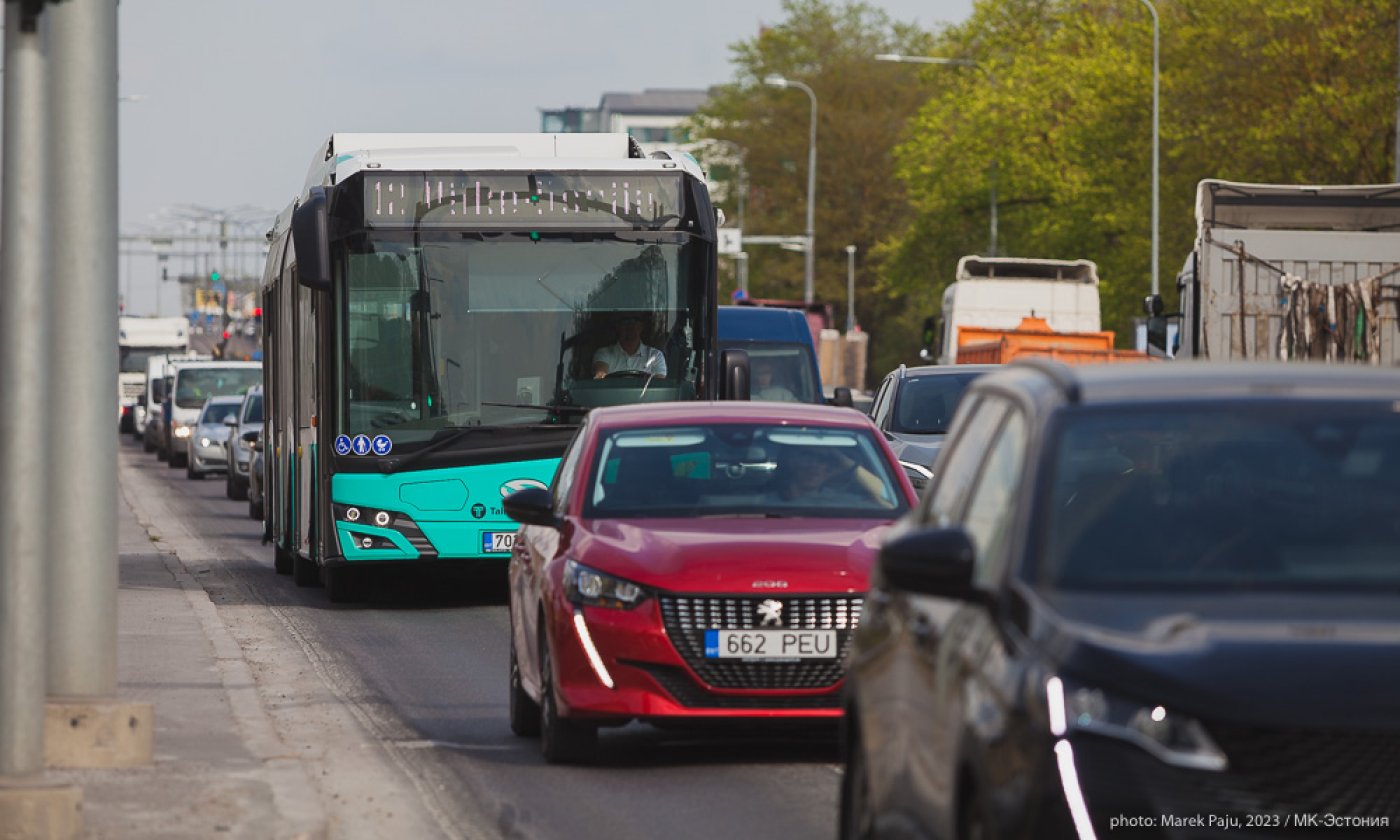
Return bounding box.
[45,0,153,782]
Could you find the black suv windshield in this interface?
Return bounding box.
[1040,401,1400,591]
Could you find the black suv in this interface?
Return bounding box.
[841,360,1400,839]
[867,364,997,493]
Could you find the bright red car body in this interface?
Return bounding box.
[505,401,917,762]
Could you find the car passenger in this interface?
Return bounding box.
[753,358,799,402]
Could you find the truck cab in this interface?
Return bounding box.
[717,305,851,406]
[926,256,1101,365]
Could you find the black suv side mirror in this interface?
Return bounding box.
[878,527,978,600]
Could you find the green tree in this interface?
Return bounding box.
[885,0,1400,347]
[689,0,936,380]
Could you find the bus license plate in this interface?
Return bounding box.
[483,531,516,553]
[704,629,837,660]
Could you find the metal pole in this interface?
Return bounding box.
[46,0,120,698]
[1141,0,1161,296]
[801,82,817,305]
[845,245,856,332]
[737,252,749,297]
[1,0,52,778]
[1394,7,1400,182]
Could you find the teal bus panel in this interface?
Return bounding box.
[331,457,559,562]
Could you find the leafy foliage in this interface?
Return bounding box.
[694,0,1400,377]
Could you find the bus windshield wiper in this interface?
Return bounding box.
[480,401,590,416]
[378,424,562,474]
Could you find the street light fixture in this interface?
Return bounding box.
[875,54,998,257]
[764,74,818,304]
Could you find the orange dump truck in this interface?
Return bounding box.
[956,317,1155,365]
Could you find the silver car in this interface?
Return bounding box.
[185,395,243,480]
[247,428,266,527]
[224,385,263,501]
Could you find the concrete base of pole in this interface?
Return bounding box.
[0,777,82,840]
[44,700,153,769]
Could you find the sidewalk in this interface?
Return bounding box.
[45,469,324,839]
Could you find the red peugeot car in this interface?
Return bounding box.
[504,401,917,763]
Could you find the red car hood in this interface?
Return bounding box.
[571,517,891,594]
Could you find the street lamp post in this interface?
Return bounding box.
[875,54,997,257]
[1138,0,1161,297]
[845,245,857,332]
[763,75,818,304]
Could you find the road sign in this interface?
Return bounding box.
[718,228,743,256]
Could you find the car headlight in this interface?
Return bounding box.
[199,436,211,448]
[173,424,191,439]
[1046,675,1227,771]
[563,559,647,609]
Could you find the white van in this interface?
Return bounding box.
[158,361,261,467]
[141,353,209,451]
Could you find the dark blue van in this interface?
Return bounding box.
[717,305,851,405]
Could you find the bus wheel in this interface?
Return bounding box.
[292,551,320,588]
[323,565,362,603]
[273,545,293,575]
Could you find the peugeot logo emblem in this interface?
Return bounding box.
[756,599,784,627]
[500,478,548,498]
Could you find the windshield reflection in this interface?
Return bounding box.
[337,232,702,442]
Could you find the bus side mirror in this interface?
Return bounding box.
[720,348,750,400]
[292,186,332,292]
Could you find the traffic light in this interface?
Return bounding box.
[210,270,220,284]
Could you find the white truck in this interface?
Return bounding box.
[1157,179,1400,362]
[923,256,1101,365]
[118,315,191,434]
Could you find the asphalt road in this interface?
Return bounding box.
[120,435,844,840]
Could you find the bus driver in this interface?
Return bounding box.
[593,314,667,379]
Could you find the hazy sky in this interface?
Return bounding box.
[116,0,974,315]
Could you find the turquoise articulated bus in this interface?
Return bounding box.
[260,133,733,601]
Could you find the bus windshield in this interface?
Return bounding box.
[339,231,702,441]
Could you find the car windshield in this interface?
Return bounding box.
[739,344,819,404]
[174,368,262,409]
[1039,401,1400,591]
[242,393,263,424]
[583,423,908,519]
[890,373,981,434]
[199,401,241,425]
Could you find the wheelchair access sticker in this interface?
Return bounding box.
[336,433,393,456]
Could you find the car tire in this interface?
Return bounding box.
[273,544,293,575]
[839,713,876,840]
[538,634,596,764]
[957,777,995,840]
[323,564,361,603]
[143,436,156,453]
[168,452,183,469]
[292,550,319,587]
[226,473,247,501]
[186,463,202,480]
[508,634,541,737]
